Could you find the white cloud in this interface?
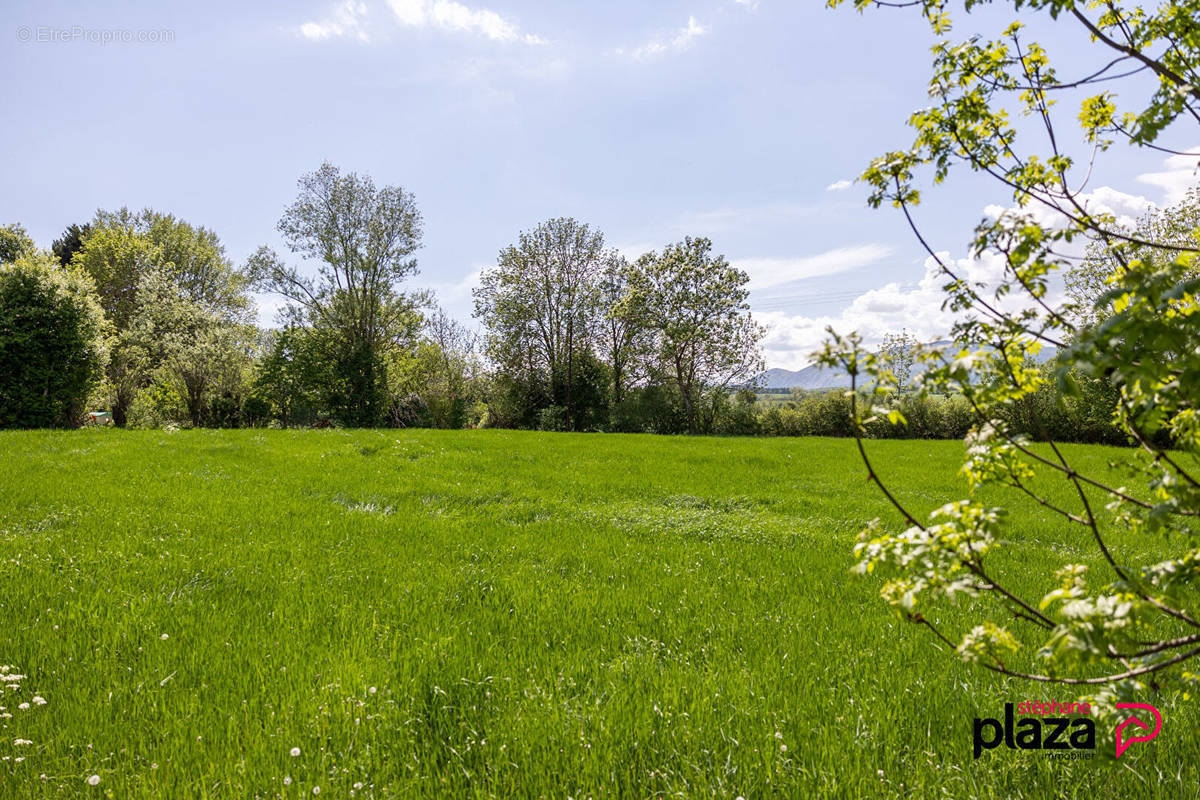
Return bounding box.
[757,252,1002,370]
[387,0,427,26]
[982,184,1156,234]
[299,0,370,41]
[386,0,545,44]
[735,0,760,9]
[757,182,1167,369]
[623,16,707,60]
[1136,147,1200,205]
[825,179,853,192]
[300,0,544,44]
[735,244,893,291]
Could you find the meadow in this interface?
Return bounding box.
[0,429,1197,798]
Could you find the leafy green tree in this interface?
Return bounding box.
[121,271,250,426]
[473,218,608,431]
[75,208,249,328]
[51,223,92,267]
[73,222,162,333]
[387,308,480,428]
[597,253,652,405]
[0,251,109,427]
[73,209,250,423]
[624,237,764,433]
[879,331,919,390]
[0,223,36,265]
[251,326,326,426]
[1068,185,1200,327]
[821,0,1200,723]
[247,163,424,427]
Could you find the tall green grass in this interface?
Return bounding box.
[0,429,1196,798]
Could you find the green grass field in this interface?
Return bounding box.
[1,429,1197,798]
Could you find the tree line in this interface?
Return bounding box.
[0,163,765,433]
[2,161,1188,439]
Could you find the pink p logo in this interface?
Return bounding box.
[1114,703,1161,759]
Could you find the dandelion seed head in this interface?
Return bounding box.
[290,747,301,757]
[87,774,100,786]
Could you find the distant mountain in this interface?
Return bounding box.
[758,364,851,390]
[757,340,1056,391]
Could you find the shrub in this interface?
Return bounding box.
[537,405,569,432]
[714,389,761,435]
[609,385,686,434]
[208,391,243,428]
[127,379,188,428]
[809,391,856,437]
[241,395,272,427]
[0,252,109,428]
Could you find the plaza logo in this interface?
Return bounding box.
[972,701,1162,760]
[1114,703,1161,759]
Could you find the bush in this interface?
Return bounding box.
[809,391,856,437]
[0,252,109,428]
[208,391,243,428]
[713,389,760,435]
[935,394,974,439]
[759,405,810,437]
[609,385,686,434]
[241,395,272,427]
[753,391,988,441]
[127,380,188,428]
[537,405,569,432]
[466,401,489,429]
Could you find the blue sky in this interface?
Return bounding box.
[2,0,1194,368]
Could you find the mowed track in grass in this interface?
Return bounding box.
[0,429,1197,798]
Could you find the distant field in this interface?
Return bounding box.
[1,430,1196,798]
